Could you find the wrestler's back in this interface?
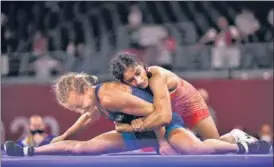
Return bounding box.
[95,82,137,123]
[102,82,132,94]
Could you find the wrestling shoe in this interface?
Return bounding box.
[4,141,34,156]
[237,140,272,154]
[230,129,258,144]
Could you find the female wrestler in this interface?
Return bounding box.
[110,53,256,143]
[4,73,270,156]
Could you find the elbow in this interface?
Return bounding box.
[158,113,172,126]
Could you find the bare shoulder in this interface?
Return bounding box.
[148,66,172,82]
[148,66,167,75]
[151,66,180,77]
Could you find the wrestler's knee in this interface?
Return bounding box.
[73,142,89,154]
[171,140,199,154]
[168,128,201,154]
[171,139,213,155]
[178,141,203,154]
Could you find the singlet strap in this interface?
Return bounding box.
[94,83,112,120]
[95,83,103,103]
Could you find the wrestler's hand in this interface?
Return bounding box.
[50,135,66,143]
[131,118,145,132]
[158,140,179,155]
[114,122,134,132]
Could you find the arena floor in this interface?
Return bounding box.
[2,153,273,167]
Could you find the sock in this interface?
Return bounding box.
[229,131,239,143]
[23,147,34,156]
[23,147,29,156]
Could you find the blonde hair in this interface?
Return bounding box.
[53,72,98,105]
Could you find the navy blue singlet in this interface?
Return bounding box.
[94,83,184,141]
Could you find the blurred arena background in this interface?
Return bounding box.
[1,1,273,146]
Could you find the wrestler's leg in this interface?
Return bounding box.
[193,116,254,144]
[34,130,147,155]
[192,116,220,140]
[219,132,238,143]
[167,128,239,154]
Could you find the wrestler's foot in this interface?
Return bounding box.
[237,140,272,154]
[230,129,258,144]
[4,141,34,156]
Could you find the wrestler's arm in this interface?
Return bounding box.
[142,67,172,129]
[102,89,170,130]
[141,67,172,142]
[60,108,101,140]
[114,68,172,142]
[114,122,134,133]
[101,90,154,116]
